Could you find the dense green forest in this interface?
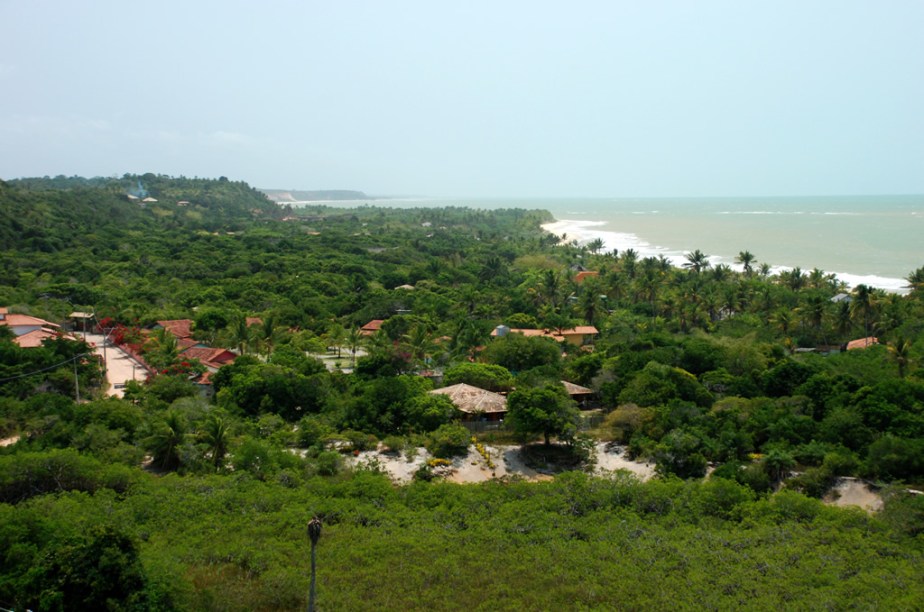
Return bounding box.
[1,175,922,610]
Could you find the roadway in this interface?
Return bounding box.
[82,332,145,398]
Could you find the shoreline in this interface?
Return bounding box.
[542,218,910,293]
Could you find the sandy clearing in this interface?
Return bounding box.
[346,442,653,484]
[824,478,883,513]
[594,442,656,480]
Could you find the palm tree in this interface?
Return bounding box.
[147,410,186,471]
[798,294,829,345]
[402,324,437,372]
[201,413,229,472]
[735,250,756,276]
[683,249,710,274]
[782,267,805,291]
[888,336,912,378]
[771,308,793,336]
[346,327,364,368]
[905,266,924,297]
[146,327,179,370]
[325,322,347,359]
[621,248,638,279]
[587,237,605,254]
[542,269,560,308]
[711,263,732,282]
[254,314,279,356]
[229,316,252,355]
[849,284,877,339]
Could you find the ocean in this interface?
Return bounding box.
[291,195,923,293]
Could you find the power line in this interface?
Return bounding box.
[0,353,92,383]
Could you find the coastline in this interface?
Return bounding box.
[541,218,910,293]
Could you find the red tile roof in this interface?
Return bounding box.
[180,346,237,369]
[490,326,598,342]
[360,319,385,335]
[0,313,60,330]
[13,328,76,348]
[575,271,599,283]
[157,319,193,339]
[846,337,879,350]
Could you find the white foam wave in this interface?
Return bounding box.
[541,219,910,293]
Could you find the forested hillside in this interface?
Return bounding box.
[1,175,922,610]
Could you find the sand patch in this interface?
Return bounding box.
[824,477,883,513]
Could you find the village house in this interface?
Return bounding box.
[490,325,598,347]
[0,308,78,348]
[360,319,385,336]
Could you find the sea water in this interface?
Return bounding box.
[291,195,923,292]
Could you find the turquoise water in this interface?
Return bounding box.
[294,195,924,291]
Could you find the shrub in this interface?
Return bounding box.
[315,451,341,476]
[425,423,471,459]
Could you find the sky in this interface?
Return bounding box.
[1,1,922,197]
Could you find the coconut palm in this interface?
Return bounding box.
[587,237,605,254]
[888,336,913,378]
[735,250,756,276]
[683,249,710,274]
[621,248,638,279]
[146,327,179,370]
[201,413,229,472]
[146,410,187,471]
[346,327,364,368]
[905,266,924,297]
[849,284,877,339]
[402,324,438,372]
[253,314,279,356]
[229,316,253,355]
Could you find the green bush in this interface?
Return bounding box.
[425,423,470,459]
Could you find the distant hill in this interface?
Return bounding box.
[260,189,371,202]
[0,174,283,251]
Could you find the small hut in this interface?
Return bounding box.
[429,383,507,421]
[561,380,595,408]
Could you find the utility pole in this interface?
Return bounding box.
[73,358,80,402]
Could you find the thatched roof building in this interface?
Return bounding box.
[429,383,507,421]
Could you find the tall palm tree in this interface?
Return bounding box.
[587,237,605,254]
[683,249,710,274]
[346,327,364,368]
[401,324,437,372]
[849,284,877,338]
[905,266,924,297]
[735,250,756,276]
[229,316,252,355]
[542,269,560,308]
[888,337,912,378]
[621,248,638,279]
[201,414,229,472]
[146,327,179,370]
[254,314,279,356]
[325,322,347,359]
[147,410,186,471]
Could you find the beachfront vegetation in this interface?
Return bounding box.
[1,174,923,609]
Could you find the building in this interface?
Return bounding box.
[429,383,507,421]
[360,319,385,336]
[0,308,77,348]
[490,325,598,347]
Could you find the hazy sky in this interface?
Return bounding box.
[1,1,922,197]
